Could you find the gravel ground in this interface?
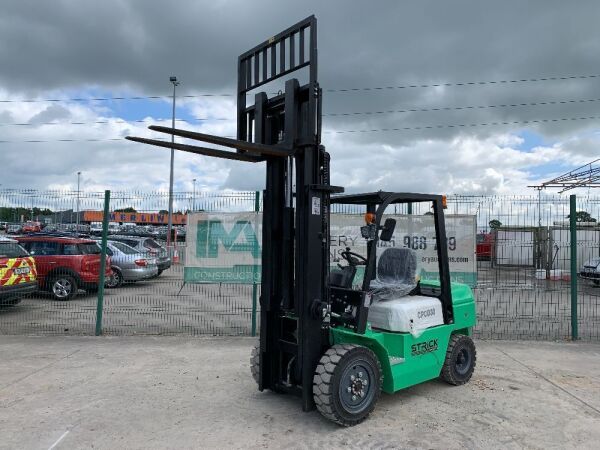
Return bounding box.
[1,337,599,449]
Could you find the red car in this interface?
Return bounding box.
[22,221,42,233]
[476,233,494,260]
[16,236,111,300]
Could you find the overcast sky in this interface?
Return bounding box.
[1,0,599,200]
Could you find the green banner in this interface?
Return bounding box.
[184,212,477,287]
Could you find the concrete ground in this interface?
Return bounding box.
[1,338,599,450]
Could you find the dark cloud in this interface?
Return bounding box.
[29,104,71,125]
[1,0,599,194]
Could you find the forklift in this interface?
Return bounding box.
[127,15,476,426]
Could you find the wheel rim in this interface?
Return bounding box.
[53,278,72,298]
[338,359,375,414]
[107,271,120,287]
[455,348,472,375]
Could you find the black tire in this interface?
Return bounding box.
[49,274,78,301]
[250,344,260,385]
[440,334,476,386]
[106,269,123,288]
[313,344,382,427]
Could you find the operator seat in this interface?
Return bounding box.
[370,248,417,301]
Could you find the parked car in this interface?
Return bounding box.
[476,232,494,260]
[107,223,121,234]
[103,241,158,288]
[107,236,171,275]
[579,257,600,285]
[90,222,103,236]
[22,221,42,233]
[174,226,187,240]
[55,223,91,234]
[0,237,38,306]
[16,236,112,300]
[6,223,22,235]
[0,222,7,231]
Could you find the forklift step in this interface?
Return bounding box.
[389,356,405,366]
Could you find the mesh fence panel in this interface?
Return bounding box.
[449,194,599,340]
[1,189,599,340]
[1,190,106,335]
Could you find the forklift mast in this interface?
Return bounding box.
[237,15,341,409]
[127,16,340,410]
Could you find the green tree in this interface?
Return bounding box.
[489,219,502,229]
[115,207,137,213]
[567,211,597,223]
[0,207,54,222]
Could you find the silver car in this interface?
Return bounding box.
[104,241,158,288]
[579,257,600,285]
[106,236,171,276]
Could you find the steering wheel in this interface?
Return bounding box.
[341,248,368,266]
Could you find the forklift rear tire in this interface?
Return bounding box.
[313,344,382,427]
[250,344,260,385]
[440,334,476,386]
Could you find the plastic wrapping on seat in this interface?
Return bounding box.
[370,248,417,301]
[368,295,444,336]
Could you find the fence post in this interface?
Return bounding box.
[95,190,111,336]
[251,191,260,337]
[569,194,578,340]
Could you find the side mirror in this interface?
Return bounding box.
[379,218,396,242]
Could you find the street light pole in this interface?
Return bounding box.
[192,178,196,212]
[167,76,180,249]
[76,171,81,229]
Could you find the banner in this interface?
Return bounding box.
[184,212,262,283]
[185,213,476,286]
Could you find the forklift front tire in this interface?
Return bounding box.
[440,334,476,386]
[313,344,382,427]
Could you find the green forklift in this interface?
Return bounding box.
[250,191,477,426]
[308,192,476,426]
[128,15,476,427]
